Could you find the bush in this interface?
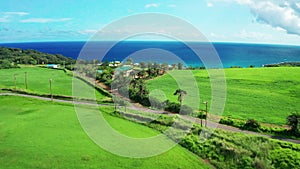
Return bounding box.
[149,96,164,109]
[197,112,206,119]
[180,105,194,115]
[153,115,175,126]
[219,117,297,137]
[220,117,235,125]
[164,102,180,113]
[243,119,260,131]
[286,112,300,135]
[219,117,245,128]
[270,148,300,169]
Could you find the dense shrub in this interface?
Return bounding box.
[286,112,300,135]
[180,105,194,115]
[149,96,164,109]
[270,148,300,169]
[197,112,207,119]
[153,115,175,126]
[243,119,260,131]
[164,101,180,113]
[0,59,20,69]
[219,116,299,138]
[219,117,245,128]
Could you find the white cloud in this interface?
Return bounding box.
[3,12,29,16]
[145,3,159,8]
[0,11,29,22]
[207,2,214,7]
[0,15,9,22]
[238,29,273,40]
[235,0,300,36]
[20,18,72,23]
[78,29,98,35]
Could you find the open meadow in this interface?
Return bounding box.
[0,96,210,169]
[0,67,110,102]
[147,67,300,125]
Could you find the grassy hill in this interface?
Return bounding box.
[0,67,110,102]
[0,96,210,169]
[147,67,300,125]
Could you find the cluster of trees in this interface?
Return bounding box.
[0,47,75,69]
[263,62,300,67]
[118,79,193,115]
[95,62,193,114]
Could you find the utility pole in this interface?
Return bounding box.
[203,101,208,127]
[14,74,17,91]
[24,72,28,90]
[200,111,203,127]
[49,79,53,101]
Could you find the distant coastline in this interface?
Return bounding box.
[1,41,299,68]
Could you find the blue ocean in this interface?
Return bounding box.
[0,41,299,68]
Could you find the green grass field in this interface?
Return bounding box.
[0,67,110,102]
[147,67,300,125]
[0,96,210,169]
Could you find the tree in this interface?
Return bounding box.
[126,58,133,65]
[153,62,160,69]
[287,112,300,134]
[0,59,12,69]
[161,63,169,71]
[130,78,138,90]
[137,70,147,79]
[140,62,146,69]
[147,61,153,69]
[173,89,187,104]
[178,62,183,70]
[138,80,147,96]
[244,119,260,131]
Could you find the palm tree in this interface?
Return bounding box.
[173,89,187,104]
[140,62,146,69]
[138,80,146,96]
[137,70,146,79]
[287,112,300,134]
[130,79,138,90]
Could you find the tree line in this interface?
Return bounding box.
[0,47,75,69]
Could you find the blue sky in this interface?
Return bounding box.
[1,0,300,45]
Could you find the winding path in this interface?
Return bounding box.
[1,92,299,144]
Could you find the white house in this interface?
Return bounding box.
[46,64,58,69]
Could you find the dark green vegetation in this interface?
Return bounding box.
[0,47,74,69]
[147,67,300,125]
[287,112,300,135]
[0,96,210,169]
[220,116,300,138]
[0,67,111,102]
[182,125,300,169]
[95,61,193,114]
[264,61,300,67]
[109,108,300,169]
